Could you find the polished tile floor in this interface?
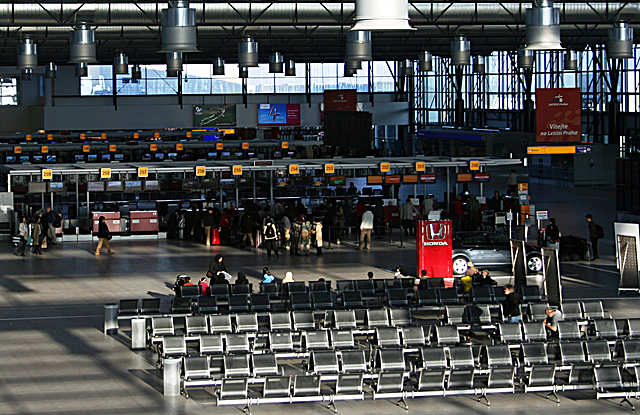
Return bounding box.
[0,233,637,415]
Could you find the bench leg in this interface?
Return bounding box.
[242,403,252,415]
[545,390,560,404]
[476,391,491,407]
[327,401,337,414]
[620,397,635,411]
[395,397,408,411]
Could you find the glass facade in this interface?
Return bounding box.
[81,62,397,96]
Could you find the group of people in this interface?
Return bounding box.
[15,207,62,256]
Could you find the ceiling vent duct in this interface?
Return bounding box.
[450,35,471,66]
[159,0,198,53]
[285,59,296,76]
[418,51,432,72]
[69,23,98,64]
[45,62,57,79]
[238,36,259,68]
[269,52,284,73]
[525,0,563,50]
[131,64,142,82]
[563,50,577,70]
[213,57,225,75]
[346,31,372,62]
[517,47,535,68]
[166,51,183,77]
[344,63,356,77]
[239,65,249,79]
[75,62,88,77]
[607,22,634,59]
[17,37,38,80]
[114,52,129,75]
[351,0,414,31]
[473,56,486,74]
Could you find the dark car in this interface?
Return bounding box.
[452,231,542,275]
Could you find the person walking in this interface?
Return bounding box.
[400,197,415,237]
[359,209,374,251]
[586,214,604,259]
[546,218,561,249]
[313,218,323,255]
[95,216,113,256]
[203,208,216,246]
[16,216,29,256]
[502,284,521,323]
[263,217,279,258]
[31,216,43,255]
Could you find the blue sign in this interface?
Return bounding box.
[258,104,287,125]
[576,145,592,154]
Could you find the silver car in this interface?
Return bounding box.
[452,232,543,275]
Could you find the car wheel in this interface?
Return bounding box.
[527,255,543,273]
[452,257,469,275]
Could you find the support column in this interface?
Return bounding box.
[269,170,274,206]
[446,167,450,208]
[75,174,79,217]
[252,171,256,202]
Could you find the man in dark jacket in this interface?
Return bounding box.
[203,208,216,246]
[95,216,113,256]
[502,284,521,323]
[546,218,560,247]
[586,214,603,259]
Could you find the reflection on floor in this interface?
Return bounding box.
[0,239,637,415]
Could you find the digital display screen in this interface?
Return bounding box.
[5,155,16,163]
[46,155,57,163]
[273,151,282,158]
[144,180,160,191]
[168,152,178,159]
[154,153,165,160]
[247,152,256,158]
[48,182,64,191]
[457,173,473,182]
[277,178,289,187]
[312,177,325,187]
[257,104,301,126]
[32,155,44,163]
[114,154,124,161]
[142,153,152,161]
[329,176,346,186]
[125,180,142,191]
[75,155,85,162]
[19,155,29,163]
[101,154,111,161]
[207,152,217,158]
[87,154,98,162]
[221,151,231,157]
[367,176,383,185]
[107,181,123,191]
[88,182,105,192]
[403,174,418,184]
[419,174,436,183]
[384,175,401,184]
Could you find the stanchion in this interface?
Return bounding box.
[103,303,118,335]
[163,357,181,396]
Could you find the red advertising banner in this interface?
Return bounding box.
[536,88,581,143]
[416,220,453,279]
[323,89,357,112]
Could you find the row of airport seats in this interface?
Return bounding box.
[120,284,549,317]
[178,338,640,410]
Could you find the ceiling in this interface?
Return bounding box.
[1,1,638,66]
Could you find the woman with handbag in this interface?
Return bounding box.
[95,216,113,256]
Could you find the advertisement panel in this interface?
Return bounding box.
[193,104,236,127]
[417,220,453,279]
[257,104,301,126]
[536,88,581,142]
[323,89,357,111]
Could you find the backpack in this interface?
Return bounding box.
[594,224,604,239]
[265,224,276,239]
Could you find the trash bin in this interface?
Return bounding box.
[103,303,118,335]
[163,357,181,396]
[131,318,147,350]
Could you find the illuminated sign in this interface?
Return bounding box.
[216,142,224,150]
[242,142,249,150]
[150,144,158,152]
[324,163,335,174]
[415,161,426,172]
[281,141,289,149]
[100,168,112,179]
[469,160,480,171]
[109,144,117,152]
[138,167,149,178]
[176,143,184,151]
[83,145,90,153]
[42,169,53,180]
[195,166,207,177]
[380,162,391,173]
[41,146,49,153]
[14,146,22,154]
[232,165,243,176]
[289,164,300,175]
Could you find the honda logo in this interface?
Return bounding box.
[423,222,449,246]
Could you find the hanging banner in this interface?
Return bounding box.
[536,88,581,143]
[323,89,357,111]
[417,220,453,279]
[193,104,237,127]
